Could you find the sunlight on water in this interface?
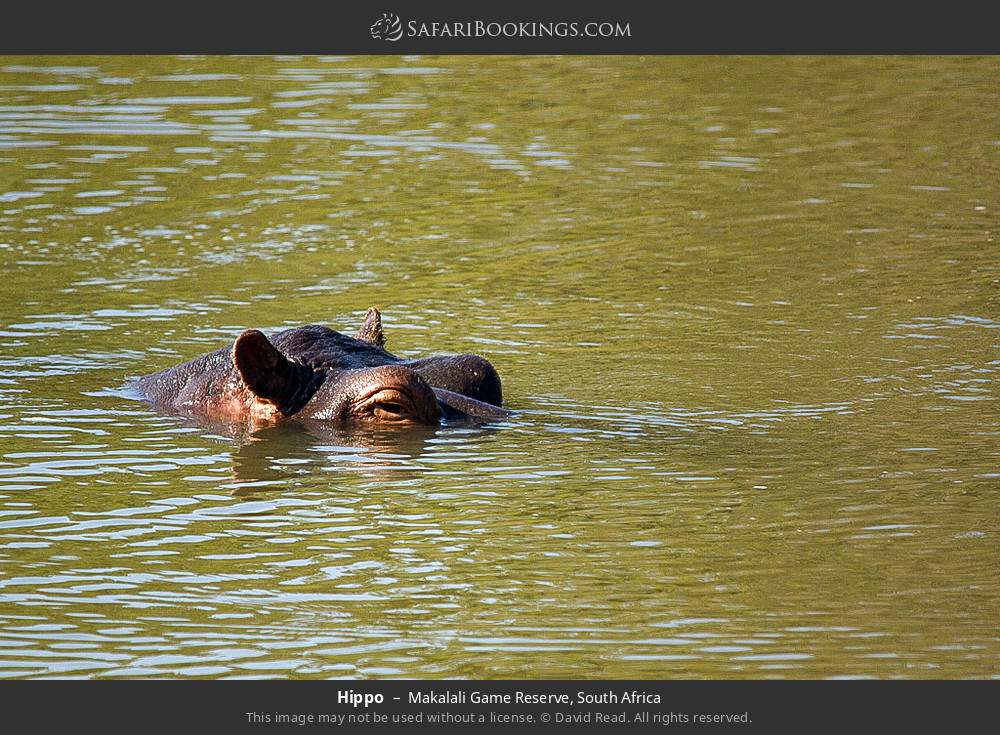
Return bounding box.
[0,55,997,679]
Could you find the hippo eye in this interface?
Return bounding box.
[372,401,406,420]
[356,388,417,423]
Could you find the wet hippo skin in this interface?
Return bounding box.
[134,307,509,428]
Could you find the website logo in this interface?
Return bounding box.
[367,15,631,42]
[370,12,404,42]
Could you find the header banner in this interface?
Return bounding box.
[1,2,996,54]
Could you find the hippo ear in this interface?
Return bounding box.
[232,330,318,416]
[354,306,386,348]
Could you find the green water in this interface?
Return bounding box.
[0,56,997,679]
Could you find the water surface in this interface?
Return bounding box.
[0,56,997,679]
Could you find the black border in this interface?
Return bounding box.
[4,680,1000,732]
[0,3,997,733]
[1,2,998,54]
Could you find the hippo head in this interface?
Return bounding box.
[233,329,442,426]
[135,308,508,429]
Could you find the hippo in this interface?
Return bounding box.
[134,308,509,428]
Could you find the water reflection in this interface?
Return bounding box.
[228,421,499,490]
